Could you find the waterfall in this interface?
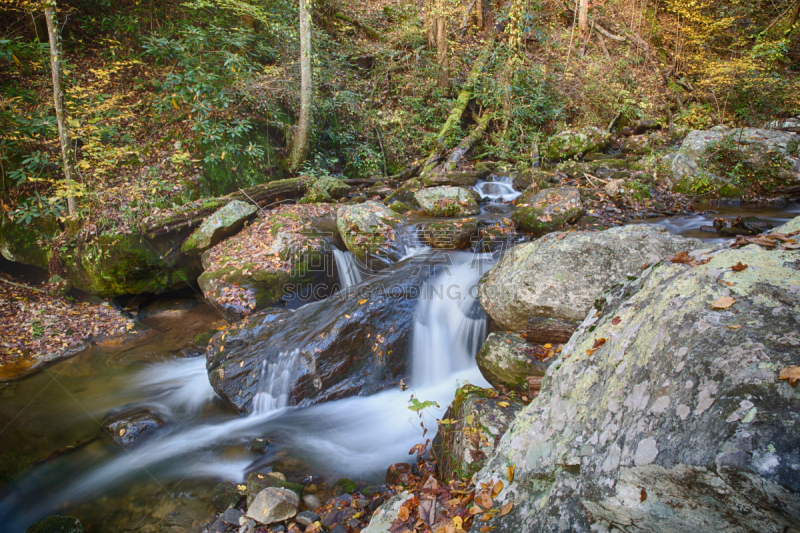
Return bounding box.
[474,175,522,203]
[410,252,492,387]
[252,349,300,414]
[333,249,365,289]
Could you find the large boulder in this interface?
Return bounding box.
[432,384,523,481]
[474,239,800,532]
[476,332,551,393]
[361,492,413,533]
[384,178,422,207]
[479,225,702,333]
[337,201,406,270]
[300,176,352,203]
[420,218,480,249]
[511,187,584,235]
[414,186,480,217]
[206,264,425,413]
[180,200,257,255]
[541,127,611,161]
[198,204,336,319]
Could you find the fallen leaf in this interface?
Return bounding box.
[358,299,367,305]
[508,465,515,483]
[727,325,742,330]
[611,316,621,326]
[497,401,510,408]
[498,501,513,517]
[731,262,748,272]
[453,516,463,531]
[711,297,735,310]
[479,491,493,509]
[640,489,647,502]
[779,366,800,385]
[492,480,504,497]
[469,504,483,515]
[397,505,410,521]
[479,527,495,533]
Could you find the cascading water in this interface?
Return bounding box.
[252,349,300,413]
[333,249,365,289]
[473,175,522,203]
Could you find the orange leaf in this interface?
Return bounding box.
[498,501,513,517]
[508,465,515,483]
[711,297,735,310]
[398,505,410,521]
[492,480,504,497]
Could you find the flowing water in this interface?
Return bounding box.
[1,180,797,532]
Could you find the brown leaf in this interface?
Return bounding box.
[730,262,748,272]
[469,504,483,515]
[498,502,513,517]
[397,505,410,521]
[611,316,621,326]
[640,489,647,502]
[779,366,800,386]
[419,499,436,526]
[479,527,496,533]
[670,250,691,264]
[492,480,504,497]
[479,491,493,509]
[711,297,735,310]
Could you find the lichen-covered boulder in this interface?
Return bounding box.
[476,332,551,393]
[300,176,352,203]
[541,126,610,160]
[474,241,800,533]
[479,225,702,333]
[362,492,413,533]
[198,204,335,320]
[620,134,651,155]
[414,186,480,217]
[206,265,425,413]
[384,178,422,207]
[510,187,584,235]
[420,218,480,249]
[432,385,523,481]
[180,200,257,255]
[337,201,406,270]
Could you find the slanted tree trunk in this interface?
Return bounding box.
[44,2,77,217]
[440,113,491,173]
[789,0,800,33]
[288,0,313,173]
[579,0,589,35]
[436,0,449,89]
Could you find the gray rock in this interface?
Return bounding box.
[223,508,244,526]
[181,200,257,255]
[541,126,610,160]
[476,332,551,393]
[246,471,303,506]
[361,492,414,533]
[384,178,422,207]
[300,176,352,203]
[421,218,480,249]
[511,187,584,235]
[337,201,406,270]
[432,384,523,480]
[474,239,800,532]
[101,408,164,446]
[414,186,480,217]
[295,510,320,527]
[246,487,299,525]
[25,516,85,533]
[210,518,228,533]
[302,494,322,510]
[211,482,246,511]
[479,224,702,333]
[620,135,651,155]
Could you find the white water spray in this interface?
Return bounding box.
[474,176,522,203]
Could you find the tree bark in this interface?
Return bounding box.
[44,3,77,217]
[441,113,491,173]
[288,0,313,173]
[476,0,484,29]
[789,0,800,32]
[579,0,589,35]
[436,0,449,89]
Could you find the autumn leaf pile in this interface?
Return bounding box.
[0,274,134,362]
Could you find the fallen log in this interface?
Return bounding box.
[439,113,492,174]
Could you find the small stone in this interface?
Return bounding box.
[251,437,270,453]
[246,487,299,525]
[330,525,346,533]
[295,510,320,527]
[302,494,322,510]
[331,478,359,497]
[223,508,244,526]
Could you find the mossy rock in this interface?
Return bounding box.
[384,179,422,207]
[247,471,304,506]
[0,216,59,269]
[421,218,480,249]
[389,201,414,214]
[414,186,480,217]
[181,200,257,255]
[331,478,359,497]
[337,201,405,270]
[211,481,246,511]
[542,127,610,161]
[511,187,585,236]
[25,516,85,533]
[476,332,551,393]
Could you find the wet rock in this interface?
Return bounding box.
[250,437,270,453]
[511,187,584,236]
[302,494,322,510]
[474,238,800,533]
[714,216,774,236]
[211,482,246,511]
[101,408,164,446]
[207,266,425,413]
[361,492,413,533]
[210,518,227,533]
[246,487,299,525]
[331,478,358,497]
[162,508,193,529]
[364,184,394,199]
[337,201,406,270]
[181,200,257,255]
[388,201,413,214]
[247,471,303,506]
[198,204,336,320]
[385,463,413,485]
[619,134,651,155]
[476,332,551,393]
[414,186,480,217]
[300,176,352,203]
[473,223,519,253]
[295,510,320,527]
[223,508,244,525]
[475,162,498,179]
[420,218,480,249]
[541,127,610,161]
[321,507,357,528]
[479,225,702,333]
[24,516,85,533]
[432,384,523,480]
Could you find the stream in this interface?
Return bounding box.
[1,177,797,532]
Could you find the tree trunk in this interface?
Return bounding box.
[476,0,484,29]
[789,0,800,32]
[44,3,77,217]
[288,0,313,173]
[579,0,589,35]
[436,0,448,89]
[441,113,491,173]
[426,0,436,48]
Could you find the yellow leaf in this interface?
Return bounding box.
[358,299,367,304]
[498,501,513,517]
[711,297,735,310]
[221,150,226,160]
[508,465,515,483]
[492,480,504,497]
[453,516,463,530]
[12,53,21,67]
[237,484,246,491]
[151,188,156,194]
[497,401,510,408]
[172,97,178,108]
[345,314,351,318]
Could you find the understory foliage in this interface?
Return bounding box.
[0,0,798,229]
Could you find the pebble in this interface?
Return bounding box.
[223,508,243,525]
[295,510,321,527]
[302,494,322,509]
